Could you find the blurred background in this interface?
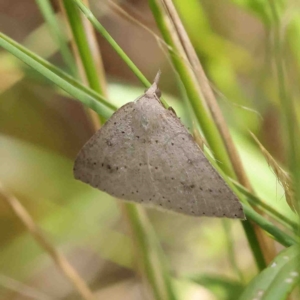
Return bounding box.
[0,0,299,299]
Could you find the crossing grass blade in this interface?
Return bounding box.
[0,32,116,119]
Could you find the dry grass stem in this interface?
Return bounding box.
[0,182,96,300]
[162,0,250,189]
[250,132,296,211]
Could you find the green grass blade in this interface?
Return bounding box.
[189,274,244,300]
[35,0,77,75]
[242,205,296,247]
[62,0,106,95]
[234,180,298,232]
[0,32,116,119]
[242,219,267,271]
[261,258,300,300]
[239,245,300,300]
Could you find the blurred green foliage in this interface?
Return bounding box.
[0,0,299,299]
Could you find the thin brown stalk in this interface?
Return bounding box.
[0,182,96,300]
[108,0,156,29]
[81,0,108,96]
[162,0,250,188]
[107,0,178,56]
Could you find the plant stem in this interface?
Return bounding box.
[35,0,77,75]
[243,204,296,247]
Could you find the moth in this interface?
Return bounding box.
[74,72,244,219]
